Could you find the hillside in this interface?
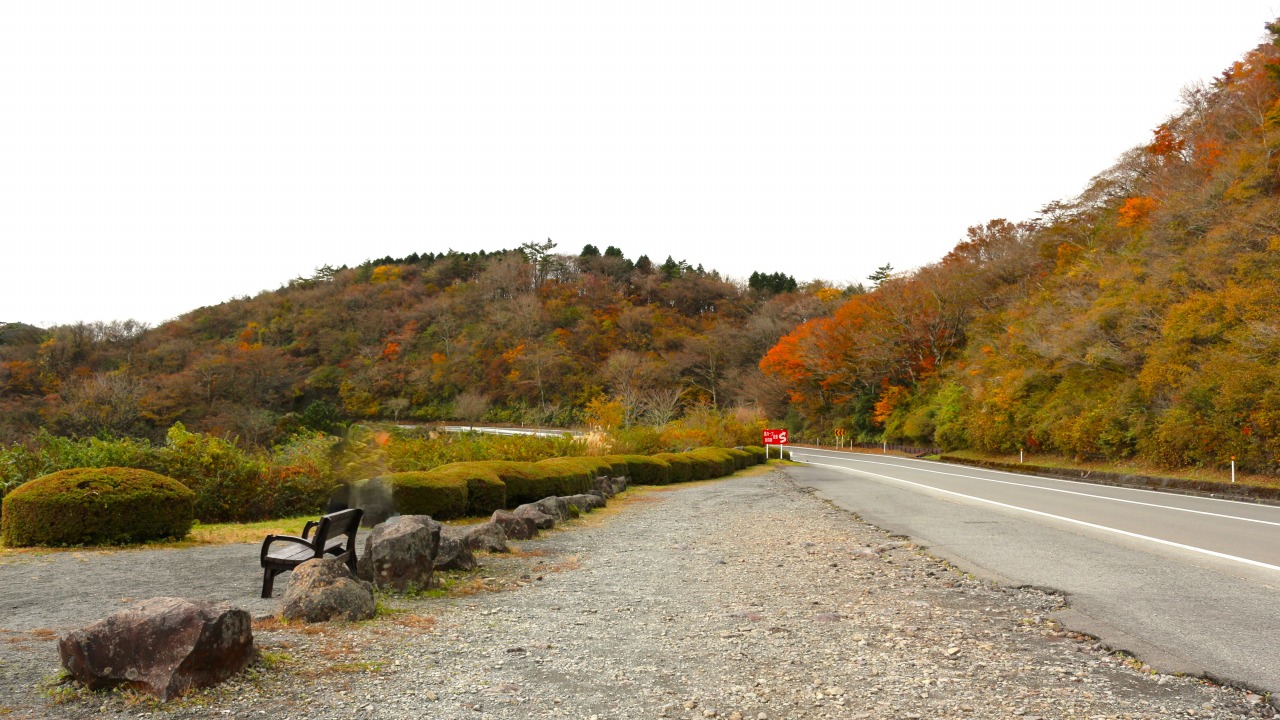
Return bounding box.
[762,22,1280,474]
[0,242,844,446]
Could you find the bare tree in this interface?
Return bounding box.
[454,390,490,429]
[385,397,411,422]
[640,387,684,426]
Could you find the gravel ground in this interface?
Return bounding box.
[1,467,1274,719]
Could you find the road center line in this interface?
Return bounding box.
[791,449,1280,528]
[799,459,1280,574]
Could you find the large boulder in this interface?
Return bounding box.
[561,493,605,512]
[532,496,570,522]
[281,558,376,623]
[358,515,441,592]
[491,509,537,540]
[58,597,253,701]
[513,503,556,530]
[434,530,478,571]
[460,521,509,553]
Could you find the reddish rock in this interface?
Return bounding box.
[58,597,253,701]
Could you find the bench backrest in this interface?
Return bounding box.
[313,508,363,548]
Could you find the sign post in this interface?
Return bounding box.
[763,428,789,459]
[834,428,846,449]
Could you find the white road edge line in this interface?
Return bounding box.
[795,448,1271,509]
[791,449,1280,527]
[800,459,1280,574]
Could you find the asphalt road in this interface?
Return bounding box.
[784,447,1280,694]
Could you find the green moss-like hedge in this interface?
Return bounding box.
[368,445,759,523]
[724,448,752,470]
[470,461,556,506]
[742,446,767,464]
[1,467,195,547]
[425,463,507,516]
[619,455,671,485]
[386,471,469,519]
[534,458,597,495]
[653,453,693,482]
[598,455,633,478]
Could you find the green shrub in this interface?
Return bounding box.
[568,456,614,479]
[653,453,693,482]
[724,448,752,470]
[470,461,553,506]
[598,455,633,478]
[687,448,737,477]
[1,467,195,547]
[385,471,469,519]
[680,451,718,480]
[425,463,507,515]
[155,424,266,523]
[532,458,595,497]
[619,455,670,485]
[742,446,767,464]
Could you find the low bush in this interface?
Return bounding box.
[425,463,507,516]
[598,455,633,478]
[742,445,767,464]
[385,471,469,520]
[687,448,737,477]
[619,455,671,485]
[470,461,553,506]
[1,467,195,547]
[724,448,752,470]
[532,458,596,497]
[653,453,693,483]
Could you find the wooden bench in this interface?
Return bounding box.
[259,508,364,598]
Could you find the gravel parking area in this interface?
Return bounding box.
[1,467,1274,719]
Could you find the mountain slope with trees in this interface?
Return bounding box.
[0,243,845,447]
[761,21,1280,474]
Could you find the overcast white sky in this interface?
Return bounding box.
[2,2,1278,328]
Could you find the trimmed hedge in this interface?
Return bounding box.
[653,453,693,483]
[619,454,671,485]
[724,448,752,470]
[598,455,633,478]
[532,458,596,496]
[742,446,767,464]
[385,471,469,520]
[687,448,736,478]
[1,467,195,547]
[425,463,507,516]
[471,461,556,506]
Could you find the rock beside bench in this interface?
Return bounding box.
[283,558,376,622]
[58,597,254,701]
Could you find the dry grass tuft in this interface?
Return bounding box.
[389,613,437,630]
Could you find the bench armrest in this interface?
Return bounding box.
[260,534,318,564]
[301,520,319,540]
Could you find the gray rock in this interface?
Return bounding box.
[358,515,441,592]
[281,558,376,623]
[532,496,571,521]
[58,597,253,701]
[491,509,538,540]
[513,503,556,529]
[462,521,509,553]
[561,493,605,512]
[435,530,478,571]
[591,476,618,498]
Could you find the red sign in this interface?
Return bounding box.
[763,428,789,445]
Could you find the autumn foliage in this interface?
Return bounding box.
[759,20,1280,474]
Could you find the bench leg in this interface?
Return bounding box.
[262,568,279,599]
